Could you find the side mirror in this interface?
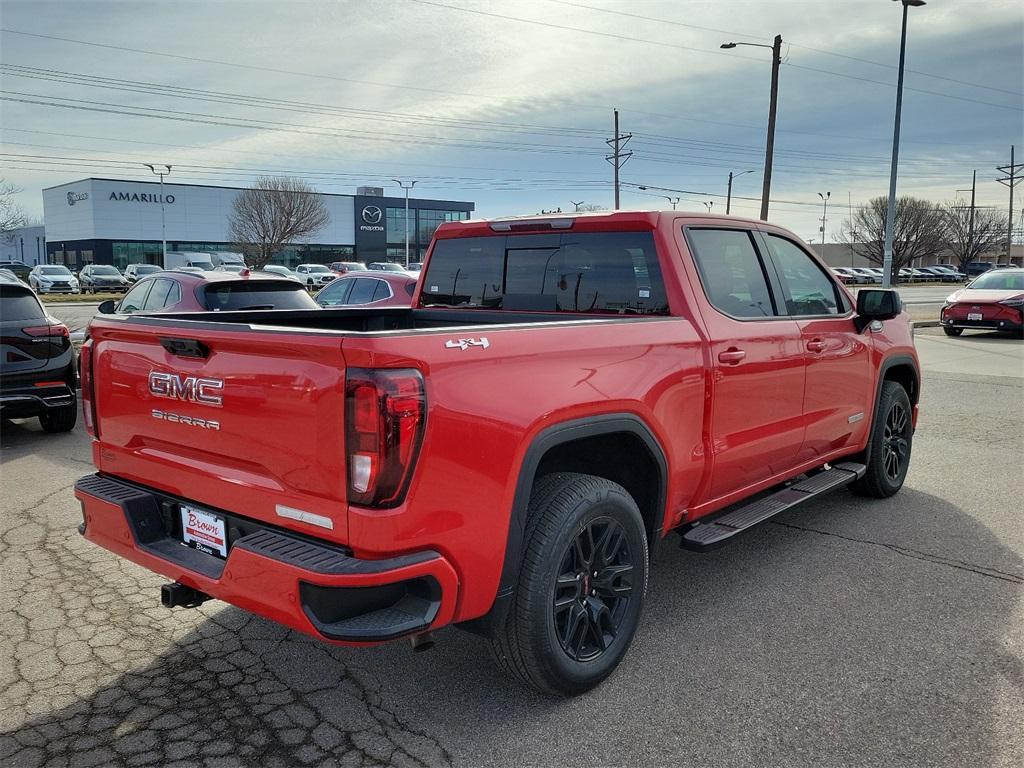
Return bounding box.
[98,299,117,314]
[855,289,902,332]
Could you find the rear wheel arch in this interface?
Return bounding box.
[495,414,667,603]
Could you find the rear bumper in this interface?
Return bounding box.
[0,384,75,417]
[75,473,459,643]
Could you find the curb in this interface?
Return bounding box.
[913,320,941,328]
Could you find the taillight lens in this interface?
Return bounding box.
[80,339,96,437]
[345,368,426,508]
[24,323,70,338]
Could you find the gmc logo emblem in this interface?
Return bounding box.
[148,371,224,407]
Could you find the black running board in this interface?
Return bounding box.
[680,462,866,551]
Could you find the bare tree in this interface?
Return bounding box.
[228,177,329,268]
[839,195,947,282]
[942,201,1007,271]
[1,178,28,242]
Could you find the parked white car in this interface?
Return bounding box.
[259,265,303,282]
[28,265,79,294]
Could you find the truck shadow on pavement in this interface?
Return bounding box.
[2,481,1021,767]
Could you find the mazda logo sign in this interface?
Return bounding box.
[361,205,383,225]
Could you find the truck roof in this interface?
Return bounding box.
[434,210,767,239]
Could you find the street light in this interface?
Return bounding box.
[144,163,171,264]
[721,35,782,221]
[391,179,417,268]
[882,0,927,288]
[570,200,585,211]
[703,201,714,213]
[727,169,756,214]
[818,191,831,245]
[664,196,681,210]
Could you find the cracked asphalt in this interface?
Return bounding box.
[1,327,1022,767]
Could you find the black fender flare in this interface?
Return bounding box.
[464,414,667,636]
[865,354,920,455]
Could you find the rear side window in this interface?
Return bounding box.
[142,278,174,310]
[686,229,776,318]
[762,235,842,316]
[202,281,319,311]
[420,231,669,314]
[371,280,391,301]
[119,281,152,313]
[0,285,46,320]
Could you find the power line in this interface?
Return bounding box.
[544,0,1024,98]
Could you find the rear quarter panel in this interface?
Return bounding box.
[342,316,706,621]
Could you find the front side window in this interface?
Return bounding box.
[686,229,775,319]
[317,279,353,306]
[762,234,841,316]
[346,278,379,305]
[119,281,152,313]
[420,231,669,314]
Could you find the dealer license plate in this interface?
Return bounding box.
[180,505,227,558]
[967,312,983,321]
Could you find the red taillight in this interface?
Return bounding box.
[24,323,70,338]
[80,339,96,437]
[345,368,425,508]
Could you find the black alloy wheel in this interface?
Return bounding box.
[882,401,910,482]
[553,517,634,663]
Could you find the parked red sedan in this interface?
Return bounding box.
[940,267,1024,338]
[314,271,416,308]
[96,269,320,315]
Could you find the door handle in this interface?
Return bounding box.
[718,348,746,365]
[806,339,827,353]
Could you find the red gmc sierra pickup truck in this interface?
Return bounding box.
[76,211,919,695]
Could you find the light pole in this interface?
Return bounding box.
[144,163,171,264]
[391,179,417,268]
[664,196,680,210]
[570,200,585,211]
[726,169,756,214]
[722,35,782,221]
[882,0,926,288]
[703,201,714,213]
[818,191,831,245]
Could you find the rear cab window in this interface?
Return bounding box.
[202,281,319,311]
[685,228,777,319]
[420,231,669,314]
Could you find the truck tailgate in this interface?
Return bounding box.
[89,320,350,542]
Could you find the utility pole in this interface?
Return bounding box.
[997,145,1021,265]
[762,34,782,222]
[605,109,632,210]
[818,191,830,245]
[392,179,417,268]
[570,200,585,212]
[848,191,855,268]
[144,164,171,264]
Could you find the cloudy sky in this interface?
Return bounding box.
[1,0,1022,240]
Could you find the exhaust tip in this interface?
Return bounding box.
[409,631,436,653]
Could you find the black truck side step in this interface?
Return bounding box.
[680,462,866,551]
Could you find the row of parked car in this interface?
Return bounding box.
[830,265,967,284]
[0,258,422,295]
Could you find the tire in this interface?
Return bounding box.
[943,326,963,337]
[487,472,649,696]
[39,403,77,433]
[850,381,913,498]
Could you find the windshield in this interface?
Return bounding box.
[218,264,245,272]
[93,266,121,275]
[306,265,330,273]
[420,231,669,314]
[373,263,405,271]
[968,271,1024,291]
[336,262,366,270]
[39,266,72,275]
[135,265,160,273]
[202,281,320,310]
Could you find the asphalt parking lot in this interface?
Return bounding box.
[1,328,1021,768]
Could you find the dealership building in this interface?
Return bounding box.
[39,178,474,270]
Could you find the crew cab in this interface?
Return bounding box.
[75,212,919,695]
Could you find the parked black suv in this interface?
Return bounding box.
[79,264,129,294]
[0,275,77,432]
